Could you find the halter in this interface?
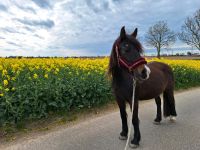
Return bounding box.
[115,41,147,72]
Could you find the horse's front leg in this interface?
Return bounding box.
[117,100,128,140]
[130,99,141,148]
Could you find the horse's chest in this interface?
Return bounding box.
[114,81,133,101]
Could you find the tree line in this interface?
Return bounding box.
[145,9,200,58]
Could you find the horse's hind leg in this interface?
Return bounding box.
[154,96,162,124]
[117,100,128,140]
[163,89,177,121]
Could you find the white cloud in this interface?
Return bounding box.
[0,0,199,56]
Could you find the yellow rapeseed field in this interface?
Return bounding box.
[0,57,200,124]
[0,57,200,75]
[0,57,200,96]
[150,58,200,71]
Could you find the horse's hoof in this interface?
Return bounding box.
[119,135,127,140]
[153,118,161,125]
[153,121,161,125]
[169,116,176,122]
[129,143,139,148]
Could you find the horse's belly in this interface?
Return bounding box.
[138,90,162,100]
[137,75,167,100]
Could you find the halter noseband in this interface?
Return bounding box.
[115,41,147,72]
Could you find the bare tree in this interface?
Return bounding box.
[178,9,200,50]
[145,21,176,58]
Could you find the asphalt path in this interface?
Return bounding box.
[3,88,200,150]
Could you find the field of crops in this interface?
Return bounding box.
[0,58,200,126]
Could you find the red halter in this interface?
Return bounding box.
[115,44,147,71]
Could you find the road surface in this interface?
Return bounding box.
[2,88,200,150]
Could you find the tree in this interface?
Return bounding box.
[145,21,176,58]
[178,9,200,50]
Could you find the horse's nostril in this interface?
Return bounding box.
[141,69,147,78]
[142,69,146,74]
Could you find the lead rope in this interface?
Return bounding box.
[124,78,136,150]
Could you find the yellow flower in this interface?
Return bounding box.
[11,77,16,81]
[55,68,59,72]
[35,66,39,69]
[11,87,15,91]
[47,68,51,72]
[33,73,38,79]
[44,74,48,78]
[0,93,3,97]
[6,75,10,80]
[3,80,8,86]
[29,67,34,72]
[5,88,9,92]
[2,69,7,76]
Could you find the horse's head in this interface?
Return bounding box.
[109,26,150,81]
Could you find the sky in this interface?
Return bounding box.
[0,0,199,57]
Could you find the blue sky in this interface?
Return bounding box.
[0,0,199,56]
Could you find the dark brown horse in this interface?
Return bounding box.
[108,26,177,148]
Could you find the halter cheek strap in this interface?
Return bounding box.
[115,45,120,66]
[115,45,147,71]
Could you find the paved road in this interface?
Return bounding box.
[3,88,200,150]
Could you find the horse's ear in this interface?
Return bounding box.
[120,26,126,40]
[131,28,138,38]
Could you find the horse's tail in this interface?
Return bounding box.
[162,63,177,117]
[163,89,177,117]
[163,91,170,117]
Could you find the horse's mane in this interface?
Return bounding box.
[108,36,144,77]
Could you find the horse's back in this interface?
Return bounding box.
[148,61,173,74]
[148,61,174,83]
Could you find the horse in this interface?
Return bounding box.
[108,26,177,148]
